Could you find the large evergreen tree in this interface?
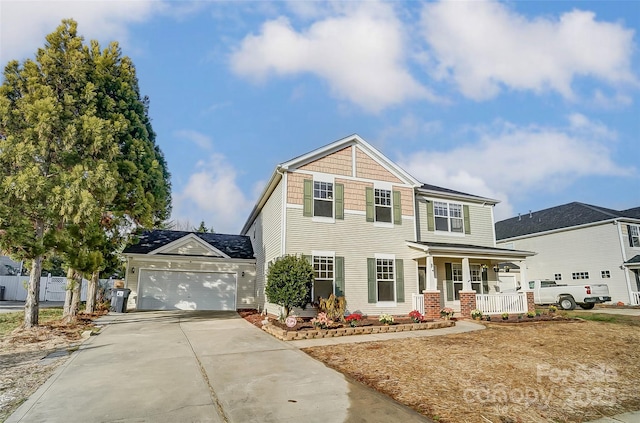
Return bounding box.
[0,19,172,326]
[0,20,118,327]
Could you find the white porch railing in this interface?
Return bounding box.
[476,293,527,315]
[412,293,425,315]
[632,292,640,306]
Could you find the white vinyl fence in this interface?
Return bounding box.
[0,275,113,302]
[475,293,527,315]
[412,293,425,315]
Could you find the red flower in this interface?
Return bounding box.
[345,313,362,321]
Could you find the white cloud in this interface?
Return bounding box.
[378,114,442,142]
[398,116,633,221]
[230,1,433,112]
[0,0,165,65]
[421,0,637,100]
[172,151,252,234]
[174,129,213,151]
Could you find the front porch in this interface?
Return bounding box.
[407,241,536,318]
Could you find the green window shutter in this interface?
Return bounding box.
[335,183,344,220]
[445,263,453,301]
[303,179,313,217]
[395,259,404,303]
[365,187,374,222]
[393,190,402,225]
[367,258,376,303]
[335,256,345,297]
[427,201,435,231]
[463,205,471,234]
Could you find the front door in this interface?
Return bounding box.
[444,263,462,310]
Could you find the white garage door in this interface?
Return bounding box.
[138,270,236,311]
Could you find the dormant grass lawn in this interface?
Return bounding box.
[0,308,64,337]
[304,317,640,423]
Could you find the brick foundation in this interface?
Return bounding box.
[526,291,536,312]
[459,291,477,318]
[423,290,442,320]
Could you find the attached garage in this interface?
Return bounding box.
[138,270,237,311]
[123,230,256,311]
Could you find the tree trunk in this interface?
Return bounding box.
[85,270,99,314]
[69,271,82,320]
[23,256,43,328]
[63,267,75,318]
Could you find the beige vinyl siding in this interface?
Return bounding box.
[249,179,284,310]
[285,207,417,316]
[416,198,495,247]
[162,239,219,256]
[124,257,256,309]
[497,223,631,304]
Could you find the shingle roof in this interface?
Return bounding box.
[625,255,640,265]
[495,202,640,241]
[123,230,254,259]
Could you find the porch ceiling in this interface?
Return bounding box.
[406,241,535,261]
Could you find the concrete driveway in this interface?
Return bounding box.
[8,311,430,423]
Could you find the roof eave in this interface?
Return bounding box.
[240,169,283,235]
[416,187,499,205]
[406,241,536,258]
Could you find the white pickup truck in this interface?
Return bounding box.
[525,280,611,310]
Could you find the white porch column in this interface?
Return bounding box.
[462,257,472,291]
[426,256,437,291]
[519,260,528,290]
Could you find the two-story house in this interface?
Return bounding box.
[242,135,534,318]
[495,202,640,306]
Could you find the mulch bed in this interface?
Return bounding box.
[269,316,432,332]
[478,314,576,324]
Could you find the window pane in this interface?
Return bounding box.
[314,199,333,217]
[435,216,449,231]
[378,281,394,301]
[374,189,391,206]
[434,202,448,217]
[451,217,464,233]
[375,206,392,223]
[449,204,462,218]
[314,279,334,301]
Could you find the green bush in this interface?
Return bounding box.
[265,255,314,318]
[318,294,347,322]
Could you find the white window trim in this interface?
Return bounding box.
[433,200,465,236]
[373,182,394,228]
[311,252,336,301]
[374,253,396,306]
[630,225,640,248]
[312,177,335,223]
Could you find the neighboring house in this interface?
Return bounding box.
[122,231,256,311]
[0,256,21,276]
[495,202,640,306]
[241,134,533,318]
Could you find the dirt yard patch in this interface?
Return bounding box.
[0,313,100,422]
[304,320,640,423]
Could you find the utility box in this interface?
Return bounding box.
[110,288,131,313]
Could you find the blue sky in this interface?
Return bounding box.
[2,0,639,234]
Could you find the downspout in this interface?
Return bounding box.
[615,220,634,304]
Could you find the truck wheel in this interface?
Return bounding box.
[559,296,576,310]
[580,303,595,310]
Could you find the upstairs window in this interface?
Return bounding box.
[374,189,392,223]
[313,181,333,218]
[601,270,611,279]
[554,273,562,281]
[629,225,640,248]
[572,272,589,280]
[434,201,464,233]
